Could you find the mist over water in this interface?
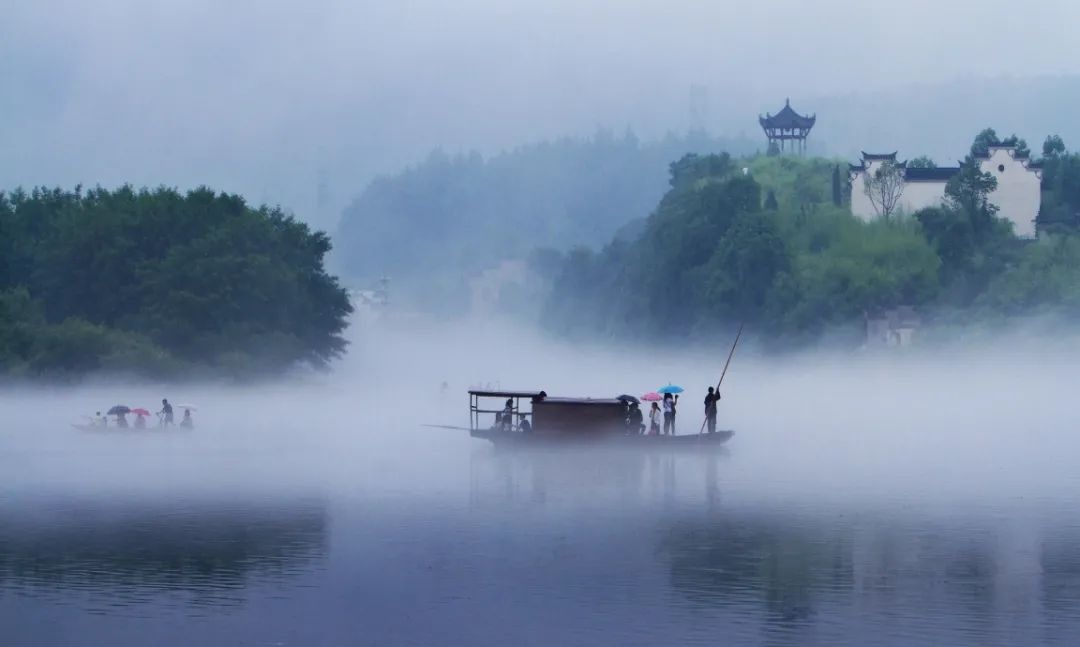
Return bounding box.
[3,317,1080,644]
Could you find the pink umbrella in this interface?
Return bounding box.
[641,392,662,402]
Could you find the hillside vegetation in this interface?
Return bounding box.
[541,131,1080,346]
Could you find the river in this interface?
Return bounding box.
[3,323,1080,645]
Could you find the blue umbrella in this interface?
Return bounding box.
[657,384,683,394]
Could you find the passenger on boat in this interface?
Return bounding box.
[116,413,129,428]
[518,414,532,433]
[704,387,720,434]
[134,413,147,429]
[662,393,678,435]
[95,411,107,428]
[159,399,174,426]
[627,402,644,434]
[648,402,661,435]
[498,398,513,431]
[180,409,194,429]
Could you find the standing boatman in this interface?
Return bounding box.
[703,386,720,434]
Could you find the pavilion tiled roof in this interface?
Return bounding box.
[758,99,816,129]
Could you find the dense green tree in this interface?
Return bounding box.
[908,156,937,168]
[945,162,998,227]
[0,186,352,379]
[831,165,843,206]
[1043,134,1066,159]
[970,128,1000,158]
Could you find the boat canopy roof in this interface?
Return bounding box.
[469,389,544,399]
[540,397,625,406]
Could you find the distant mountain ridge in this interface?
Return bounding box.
[334,129,759,286]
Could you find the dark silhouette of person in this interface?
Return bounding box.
[519,414,532,433]
[627,402,644,434]
[159,399,174,426]
[499,398,513,431]
[704,386,720,434]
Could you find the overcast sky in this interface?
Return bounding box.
[4,0,1080,227]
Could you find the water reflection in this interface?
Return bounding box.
[467,448,1080,645]
[0,495,327,611]
[658,510,1080,645]
[468,446,726,510]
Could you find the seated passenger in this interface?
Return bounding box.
[180,409,194,429]
[134,414,147,429]
[518,414,532,433]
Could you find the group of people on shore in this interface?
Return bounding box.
[91,399,194,429]
[625,387,721,435]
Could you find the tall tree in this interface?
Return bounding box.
[831,165,842,206]
[1043,134,1066,159]
[971,128,1000,158]
[945,161,998,228]
[863,161,905,220]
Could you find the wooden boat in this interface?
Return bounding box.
[466,390,734,449]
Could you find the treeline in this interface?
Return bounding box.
[541,131,1080,346]
[334,129,758,309]
[0,186,352,379]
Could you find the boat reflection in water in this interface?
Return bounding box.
[0,494,327,610]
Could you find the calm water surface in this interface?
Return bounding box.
[3,398,1080,646]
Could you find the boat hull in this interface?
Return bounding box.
[470,428,733,448]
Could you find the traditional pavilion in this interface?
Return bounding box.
[758,99,816,155]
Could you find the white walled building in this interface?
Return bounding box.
[849,147,1042,238]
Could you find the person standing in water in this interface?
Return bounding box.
[159,399,174,427]
[703,386,720,434]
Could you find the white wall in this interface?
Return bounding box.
[851,162,947,221]
[850,147,1041,237]
[896,180,948,217]
[979,147,1041,238]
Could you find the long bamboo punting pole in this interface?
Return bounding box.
[698,323,744,434]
